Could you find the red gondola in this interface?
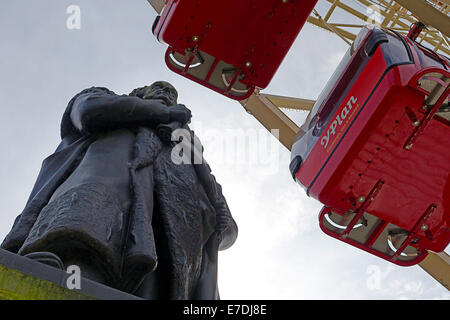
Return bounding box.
[290,26,450,266]
[153,0,318,100]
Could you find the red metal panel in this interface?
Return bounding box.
[318,207,429,266]
[313,67,450,254]
[155,0,318,96]
[295,32,450,264]
[296,47,389,192]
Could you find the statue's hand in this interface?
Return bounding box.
[215,203,232,234]
[168,104,192,125]
[216,213,232,234]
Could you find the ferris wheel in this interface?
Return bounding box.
[147,0,450,291]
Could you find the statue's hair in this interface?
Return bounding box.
[129,86,150,98]
[129,81,178,101]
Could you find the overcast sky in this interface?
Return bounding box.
[0,1,448,299]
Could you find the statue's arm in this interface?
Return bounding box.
[215,194,238,251]
[70,91,190,134]
[206,174,237,251]
[188,130,238,250]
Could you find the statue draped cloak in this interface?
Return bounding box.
[1,88,238,299]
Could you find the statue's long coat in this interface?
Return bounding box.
[1,88,237,299]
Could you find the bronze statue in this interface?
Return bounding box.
[1,82,238,299]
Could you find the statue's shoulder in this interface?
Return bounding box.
[70,87,117,101]
[60,87,117,139]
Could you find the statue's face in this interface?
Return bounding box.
[140,81,178,106]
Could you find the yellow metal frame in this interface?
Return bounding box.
[239,92,302,150]
[146,0,450,291]
[147,0,165,13]
[307,0,450,56]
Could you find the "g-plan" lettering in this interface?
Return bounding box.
[321,96,358,149]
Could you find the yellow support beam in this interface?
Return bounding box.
[324,0,340,21]
[419,252,450,290]
[147,0,165,14]
[381,2,401,28]
[394,0,450,38]
[239,92,300,150]
[320,0,450,56]
[263,93,315,112]
[325,0,372,23]
[307,15,356,44]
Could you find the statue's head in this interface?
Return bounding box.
[129,81,178,106]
